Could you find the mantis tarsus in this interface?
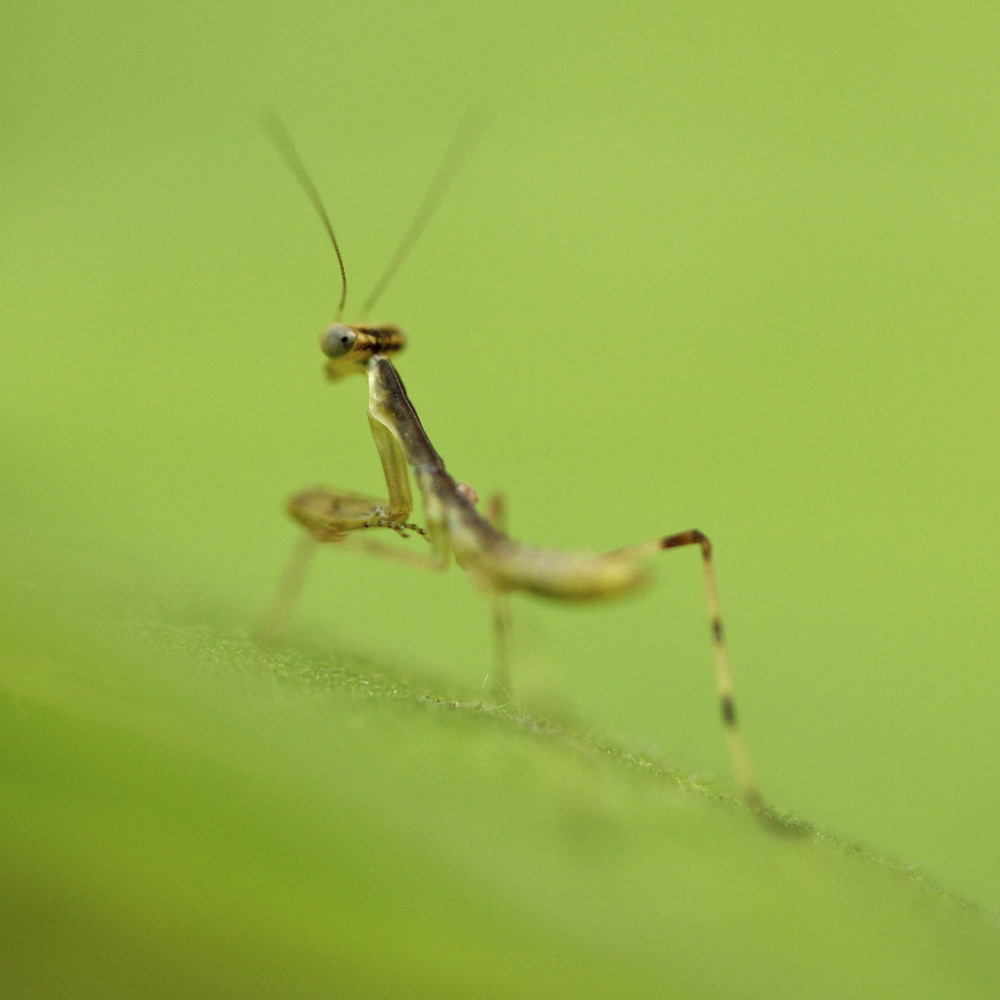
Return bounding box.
[265,118,765,811]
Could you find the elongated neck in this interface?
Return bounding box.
[367,356,446,473]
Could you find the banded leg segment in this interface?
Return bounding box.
[613,529,762,808]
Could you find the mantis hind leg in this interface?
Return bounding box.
[610,529,762,810]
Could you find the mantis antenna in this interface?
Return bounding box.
[263,113,349,320]
[264,110,484,322]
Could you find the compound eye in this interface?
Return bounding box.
[321,324,357,358]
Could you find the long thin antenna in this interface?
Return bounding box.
[359,109,486,320]
[264,112,349,321]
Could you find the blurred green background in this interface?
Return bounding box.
[4,0,1000,942]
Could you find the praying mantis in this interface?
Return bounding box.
[264,118,766,811]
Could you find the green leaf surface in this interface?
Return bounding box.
[3,570,997,999]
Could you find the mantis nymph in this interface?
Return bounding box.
[265,118,765,810]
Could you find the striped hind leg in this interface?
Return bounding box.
[612,529,762,809]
